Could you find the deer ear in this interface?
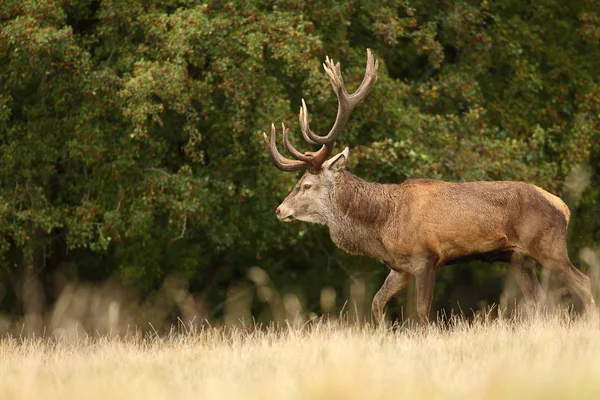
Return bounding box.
[324,147,350,172]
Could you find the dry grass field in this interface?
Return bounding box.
[1,312,599,400]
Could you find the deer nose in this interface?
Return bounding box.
[275,207,281,217]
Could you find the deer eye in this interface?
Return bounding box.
[303,184,312,190]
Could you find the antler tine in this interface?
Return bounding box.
[323,57,343,97]
[263,123,308,172]
[282,122,313,162]
[304,48,379,148]
[299,99,318,145]
[347,48,379,102]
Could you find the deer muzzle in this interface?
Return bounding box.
[275,206,294,222]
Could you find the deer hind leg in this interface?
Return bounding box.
[532,242,595,311]
[510,252,547,308]
[549,260,596,311]
[372,269,411,324]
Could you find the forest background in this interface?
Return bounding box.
[1,0,600,333]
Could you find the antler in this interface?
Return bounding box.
[263,123,328,173]
[264,49,378,173]
[300,48,378,152]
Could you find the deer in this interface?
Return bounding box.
[263,49,595,323]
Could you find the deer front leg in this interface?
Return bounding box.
[415,266,436,323]
[372,269,411,324]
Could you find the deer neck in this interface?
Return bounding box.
[324,171,393,257]
[328,172,390,224]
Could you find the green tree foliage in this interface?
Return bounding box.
[1,0,599,320]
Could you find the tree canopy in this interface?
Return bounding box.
[1,0,599,328]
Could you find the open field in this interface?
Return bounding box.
[1,313,599,400]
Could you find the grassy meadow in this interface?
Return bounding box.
[1,312,599,400]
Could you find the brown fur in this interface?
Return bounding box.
[277,169,595,323]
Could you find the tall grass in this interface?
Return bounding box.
[0,312,599,400]
[0,244,598,399]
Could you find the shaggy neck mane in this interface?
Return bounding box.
[330,171,394,227]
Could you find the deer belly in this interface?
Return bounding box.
[438,236,511,263]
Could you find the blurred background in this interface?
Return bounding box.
[1,0,600,335]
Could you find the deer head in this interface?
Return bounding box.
[264,49,379,224]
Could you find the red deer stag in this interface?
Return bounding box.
[263,49,595,323]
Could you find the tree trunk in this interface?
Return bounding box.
[21,227,46,335]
